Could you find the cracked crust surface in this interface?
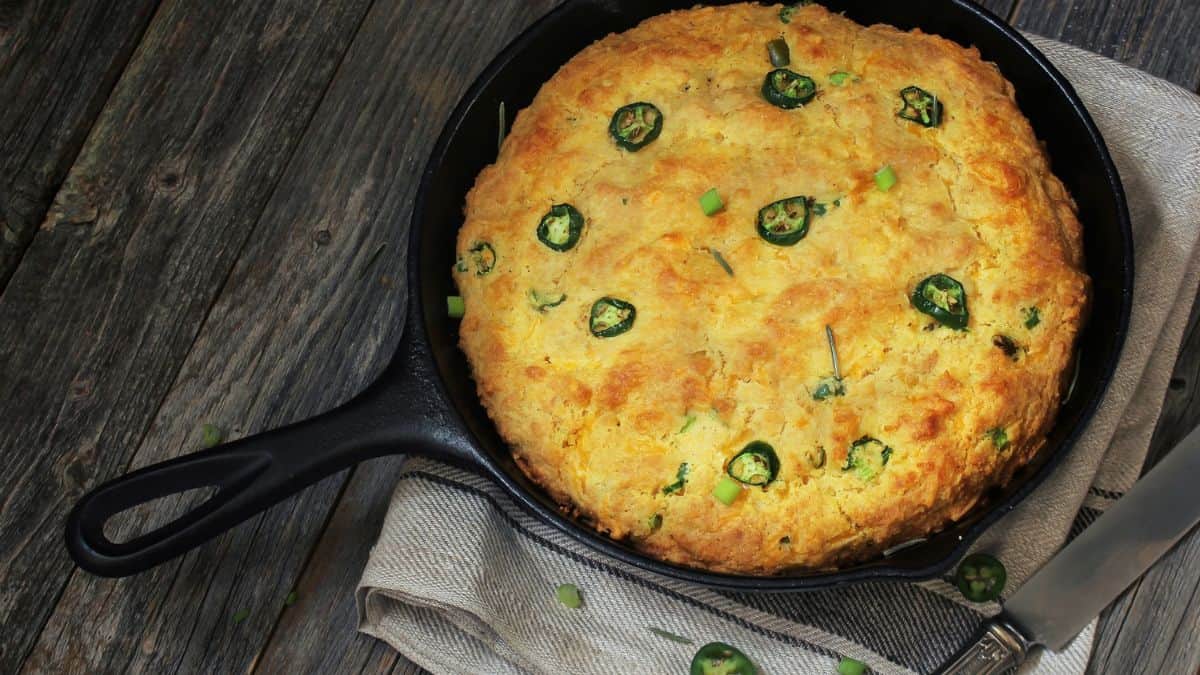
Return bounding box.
[453,2,1088,574]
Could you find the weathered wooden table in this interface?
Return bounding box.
[2,1,1197,673]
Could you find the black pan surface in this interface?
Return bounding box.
[67,0,1132,590]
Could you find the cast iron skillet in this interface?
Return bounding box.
[65,0,1133,589]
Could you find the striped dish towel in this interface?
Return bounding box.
[357,37,1200,674]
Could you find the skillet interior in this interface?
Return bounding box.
[412,0,1132,589]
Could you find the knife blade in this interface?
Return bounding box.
[937,423,1200,674]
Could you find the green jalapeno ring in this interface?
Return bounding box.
[898,85,943,127]
[461,241,496,276]
[536,203,584,251]
[761,68,817,109]
[955,553,1007,602]
[911,273,969,330]
[755,196,811,246]
[690,642,757,675]
[843,436,892,481]
[589,296,636,338]
[609,102,663,151]
[726,441,780,486]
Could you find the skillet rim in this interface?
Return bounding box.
[406,0,1134,590]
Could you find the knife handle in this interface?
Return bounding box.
[936,619,1031,675]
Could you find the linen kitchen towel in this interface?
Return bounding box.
[358,36,1200,675]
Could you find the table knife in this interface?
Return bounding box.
[937,423,1200,674]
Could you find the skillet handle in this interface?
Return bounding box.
[65,311,482,577]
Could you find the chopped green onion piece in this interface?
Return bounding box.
[1023,306,1041,329]
[838,657,867,675]
[766,38,790,67]
[647,626,693,645]
[663,462,690,494]
[498,101,506,153]
[699,188,724,216]
[284,591,298,606]
[447,295,465,318]
[200,423,223,448]
[555,583,582,609]
[829,71,853,86]
[986,427,1010,451]
[713,475,742,505]
[232,609,249,623]
[779,1,811,23]
[710,249,734,276]
[679,414,697,434]
[875,165,897,191]
[648,513,663,531]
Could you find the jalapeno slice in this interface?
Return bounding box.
[528,289,566,312]
[898,85,943,127]
[726,441,780,486]
[537,203,584,251]
[955,553,1007,602]
[756,196,811,246]
[609,102,663,151]
[843,436,892,481]
[589,296,636,338]
[911,273,969,330]
[762,68,817,109]
[457,241,496,276]
[690,642,757,675]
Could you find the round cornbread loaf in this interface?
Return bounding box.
[452,2,1088,574]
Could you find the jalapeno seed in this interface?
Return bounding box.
[955,553,1007,602]
[843,436,892,481]
[536,203,584,251]
[609,102,663,151]
[589,297,636,337]
[898,85,943,127]
[762,68,817,109]
[691,642,757,675]
[756,196,811,246]
[727,441,780,486]
[911,273,969,330]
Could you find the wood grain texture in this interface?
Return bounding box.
[0,0,372,671]
[0,0,159,289]
[1011,0,1200,89]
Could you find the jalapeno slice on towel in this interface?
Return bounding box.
[762,68,817,109]
[457,241,496,276]
[536,203,584,251]
[691,642,757,675]
[609,102,663,151]
[756,196,811,246]
[911,273,969,330]
[589,297,636,337]
[843,436,892,481]
[898,85,943,127]
[726,441,780,486]
[956,553,1007,602]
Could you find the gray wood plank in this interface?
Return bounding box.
[243,1,561,672]
[1088,302,1200,675]
[0,0,160,290]
[1011,0,1200,89]
[0,0,373,672]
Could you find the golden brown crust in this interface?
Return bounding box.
[453,3,1088,574]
